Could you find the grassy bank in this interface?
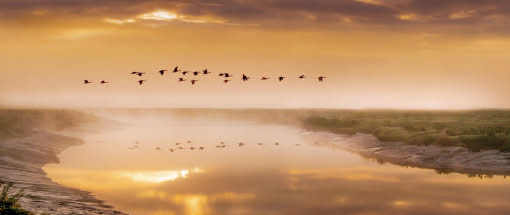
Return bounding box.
[0,109,97,140]
[301,110,510,152]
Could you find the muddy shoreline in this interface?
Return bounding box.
[313,131,510,176]
[0,130,126,215]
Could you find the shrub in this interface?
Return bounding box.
[0,182,34,215]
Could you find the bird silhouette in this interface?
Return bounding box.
[178,78,186,82]
[238,142,245,147]
[173,66,180,73]
[191,80,198,85]
[299,75,306,79]
[224,73,232,78]
[176,143,182,145]
[100,80,109,84]
[130,72,138,75]
[182,71,189,75]
[190,146,195,150]
[257,143,263,146]
[187,141,192,143]
[138,80,146,85]
[242,74,250,82]
[224,79,231,83]
[178,146,184,149]
[156,147,161,150]
[169,149,175,152]
[159,70,167,75]
[275,142,279,145]
[83,80,92,84]
[318,76,326,82]
[261,77,269,80]
[219,73,225,77]
[199,147,204,150]
[278,76,286,82]
[203,69,209,74]
[133,72,145,76]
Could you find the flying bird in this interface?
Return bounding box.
[169,149,175,152]
[219,73,225,77]
[178,78,186,82]
[261,77,269,80]
[173,66,180,73]
[203,69,209,74]
[190,147,195,150]
[133,72,145,76]
[199,147,204,150]
[182,71,189,75]
[138,80,146,85]
[257,143,263,146]
[224,73,232,78]
[238,142,245,147]
[278,76,286,82]
[299,75,306,79]
[156,147,161,150]
[193,71,199,76]
[159,70,167,75]
[242,74,250,82]
[318,76,326,82]
[191,80,198,85]
[224,79,231,83]
[100,80,109,84]
[83,80,92,84]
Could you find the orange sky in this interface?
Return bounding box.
[1,0,510,109]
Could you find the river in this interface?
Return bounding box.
[43,113,510,215]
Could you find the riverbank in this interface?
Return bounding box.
[312,132,510,176]
[0,109,125,215]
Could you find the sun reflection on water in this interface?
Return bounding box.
[121,168,202,183]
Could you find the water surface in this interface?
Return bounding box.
[44,114,510,215]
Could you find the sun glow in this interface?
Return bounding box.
[138,11,178,21]
[104,18,136,24]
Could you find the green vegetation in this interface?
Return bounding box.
[302,110,510,152]
[0,181,33,215]
[0,109,97,140]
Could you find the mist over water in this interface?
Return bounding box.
[43,111,510,215]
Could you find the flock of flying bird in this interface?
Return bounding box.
[127,140,304,152]
[83,66,326,85]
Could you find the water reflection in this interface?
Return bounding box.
[122,169,202,183]
[44,115,510,215]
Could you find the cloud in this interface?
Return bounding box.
[1,0,510,33]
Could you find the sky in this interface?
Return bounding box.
[1,0,510,109]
